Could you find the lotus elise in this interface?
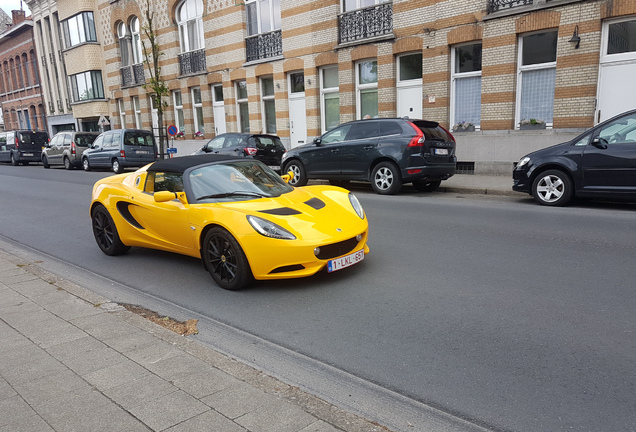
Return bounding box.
[90,154,369,290]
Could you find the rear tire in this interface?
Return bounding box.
[42,155,50,169]
[283,160,308,187]
[91,205,130,256]
[371,161,402,195]
[531,169,573,206]
[11,153,19,166]
[413,179,441,192]
[82,158,91,171]
[64,156,73,170]
[202,227,253,290]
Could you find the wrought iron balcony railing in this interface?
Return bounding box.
[179,49,207,76]
[245,29,282,63]
[338,2,393,44]
[120,63,145,87]
[487,0,533,13]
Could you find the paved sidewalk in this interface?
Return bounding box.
[0,251,390,432]
[440,174,514,197]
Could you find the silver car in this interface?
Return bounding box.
[42,131,99,170]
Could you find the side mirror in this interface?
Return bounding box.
[155,191,187,204]
[281,170,294,184]
[592,136,608,149]
[313,138,322,146]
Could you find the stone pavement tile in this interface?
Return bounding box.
[0,270,36,286]
[128,390,210,431]
[29,287,69,306]
[82,359,150,392]
[0,345,67,385]
[298,421,344,432]
[13,369,92,408]
[46,335,129,376]
[23,315,88,349]
[31,387,110,420]
[41,390,147,432]
[0,287,29,309]
[71,312,146,342]
[0,378,16,400]
[40,294,105,321]
[101,327,162,352]
[0,320,30,350]
[170,366,237,399]
[124,339,183,367]
[0,395,38,428]
[10,278,56,299]
[0,413,55,432]
[103,373,180,411]
[235,399,317,432]
[144,352,214,381]
[202,380,276,420]
[165,409,247,432]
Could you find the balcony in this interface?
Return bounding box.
[245,29,283,63]
[120,63,145,87]
[487,0,533,13]
[338,2,393,45]
[179,49,207,76]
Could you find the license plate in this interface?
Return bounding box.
[23,153,34,157]
[328,249,364,273]
[136,150,149,155]
[268,165,281,171]
[434,148,448,155]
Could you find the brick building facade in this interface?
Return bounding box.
[0,10,46,133]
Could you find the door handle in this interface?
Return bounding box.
[364,146,373,150]
[331,149,340,153]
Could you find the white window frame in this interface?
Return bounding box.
[320,66,340,133]
[343,0,388,12]
[177,0,204,53]
[601,17,636,63]
[131,17,143,65]
[260,77,276,134]
[133,96,142,128]
[450,44,481,130]
[236,80,250,133]
[191,86,204,135]
[117,22,130,67]
[173,91,184,133]
[246,0,281,36]
[515,31,557,129]
[355,59,378,120]
[118,99,126,128]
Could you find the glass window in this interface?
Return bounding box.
[320,66,340,132]
[344,0,386,12]
[133,96,142,128]
[517,31,557,127]
[321,124,352,144]
[451,43,482,130]
[191,87,204,135]
[236,81,250,133]
[118,99,126,128]
[70,71,104,102]
[131,17,143,64]
[289,72,305,93]
[246,0,281,36]
[607,19,636,55]
[149,172,184,193]
[118,22,130,67]
[347,121,379,140]
[356,60,378,119]
[62,12,97,49]
[177,0,204,53]
[261,77,276,133]
[598,112,636,143]
[213,85,224,102]
[399,53,422,81]
[379,121,403,136]
[173,91,184,133]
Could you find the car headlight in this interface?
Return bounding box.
[349,193,365,219]
[247,215,296,240]
[516,156,531,170]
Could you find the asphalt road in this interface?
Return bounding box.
[1,163,635,432]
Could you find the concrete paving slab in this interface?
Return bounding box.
[103,373,180,411]
[235,399,318,432]
[0,347,67,386]
[71,310,143,341]
[100,327,162,352]
[124,339,183,367]
[31,387,112,421]
[0,395,38,428]
[46,335,129,376]
[298,420,344,432]
[144,352,215,380]
[36,294,105,321]
[9,278,57,298]
[165,409,247,432]
[12,369,92,408]
[169,366,237,399]
[0,288,28,309]
[201,379,276,420]
[0,414,55,432]
[128,390,210,431]
[0,320,30,348]
[0,378,16,401]
[82,359,150,392]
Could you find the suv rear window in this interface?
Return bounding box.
[124,132,155,146]
[253,136,285,150]
[410,120,452,142]
[75,134,97,147]
[18,132,49,146]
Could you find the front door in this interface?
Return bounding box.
[212,85,226,136]
[288,72,307,148]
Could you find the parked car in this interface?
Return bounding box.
[513,109,636,206]
[82,129,158,174]
[89,154,369,290]
[193,133,286,172]
[42,131,99,170]
[281,118,457,194]
[0,130,49,165]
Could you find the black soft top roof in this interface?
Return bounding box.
[148,154,244,174]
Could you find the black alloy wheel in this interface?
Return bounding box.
[283,160,308,187]
[202,227,252,290]
[371,161,402,195]
[413,179,442,192]
[91,205,130,256]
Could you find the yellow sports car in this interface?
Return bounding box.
[90,154,369,290]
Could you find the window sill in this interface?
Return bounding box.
[484,0,584,20]
[243,55,285,67]
[335,33,395,50]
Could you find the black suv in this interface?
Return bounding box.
[281,118,456,194]
[194,133,286,172]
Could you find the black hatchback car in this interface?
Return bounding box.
[513,109,636,206]
[281,118,456,194]
[194,133,286,172]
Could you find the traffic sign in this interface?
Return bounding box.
[167,147,177,154]
[98,115,110,126]
[167,125,178,136]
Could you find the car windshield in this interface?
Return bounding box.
[19,132,48,146]
[124,132,154,146]
[253,136,285,150]
[189,160,293,202]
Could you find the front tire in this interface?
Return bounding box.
[64,156,73,170]
[413,179,441,192]
[91,205,130,256]
[42,155,50,168]
[112,159,123,174]
[283,160,308,187]
[202,227,252,290]
[83,158,91,171]
[371,161,402,195]
[11,153,19,166]
[532,169,573,206]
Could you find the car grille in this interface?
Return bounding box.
[316,236,360,260]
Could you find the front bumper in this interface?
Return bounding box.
[512,169,532,194]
